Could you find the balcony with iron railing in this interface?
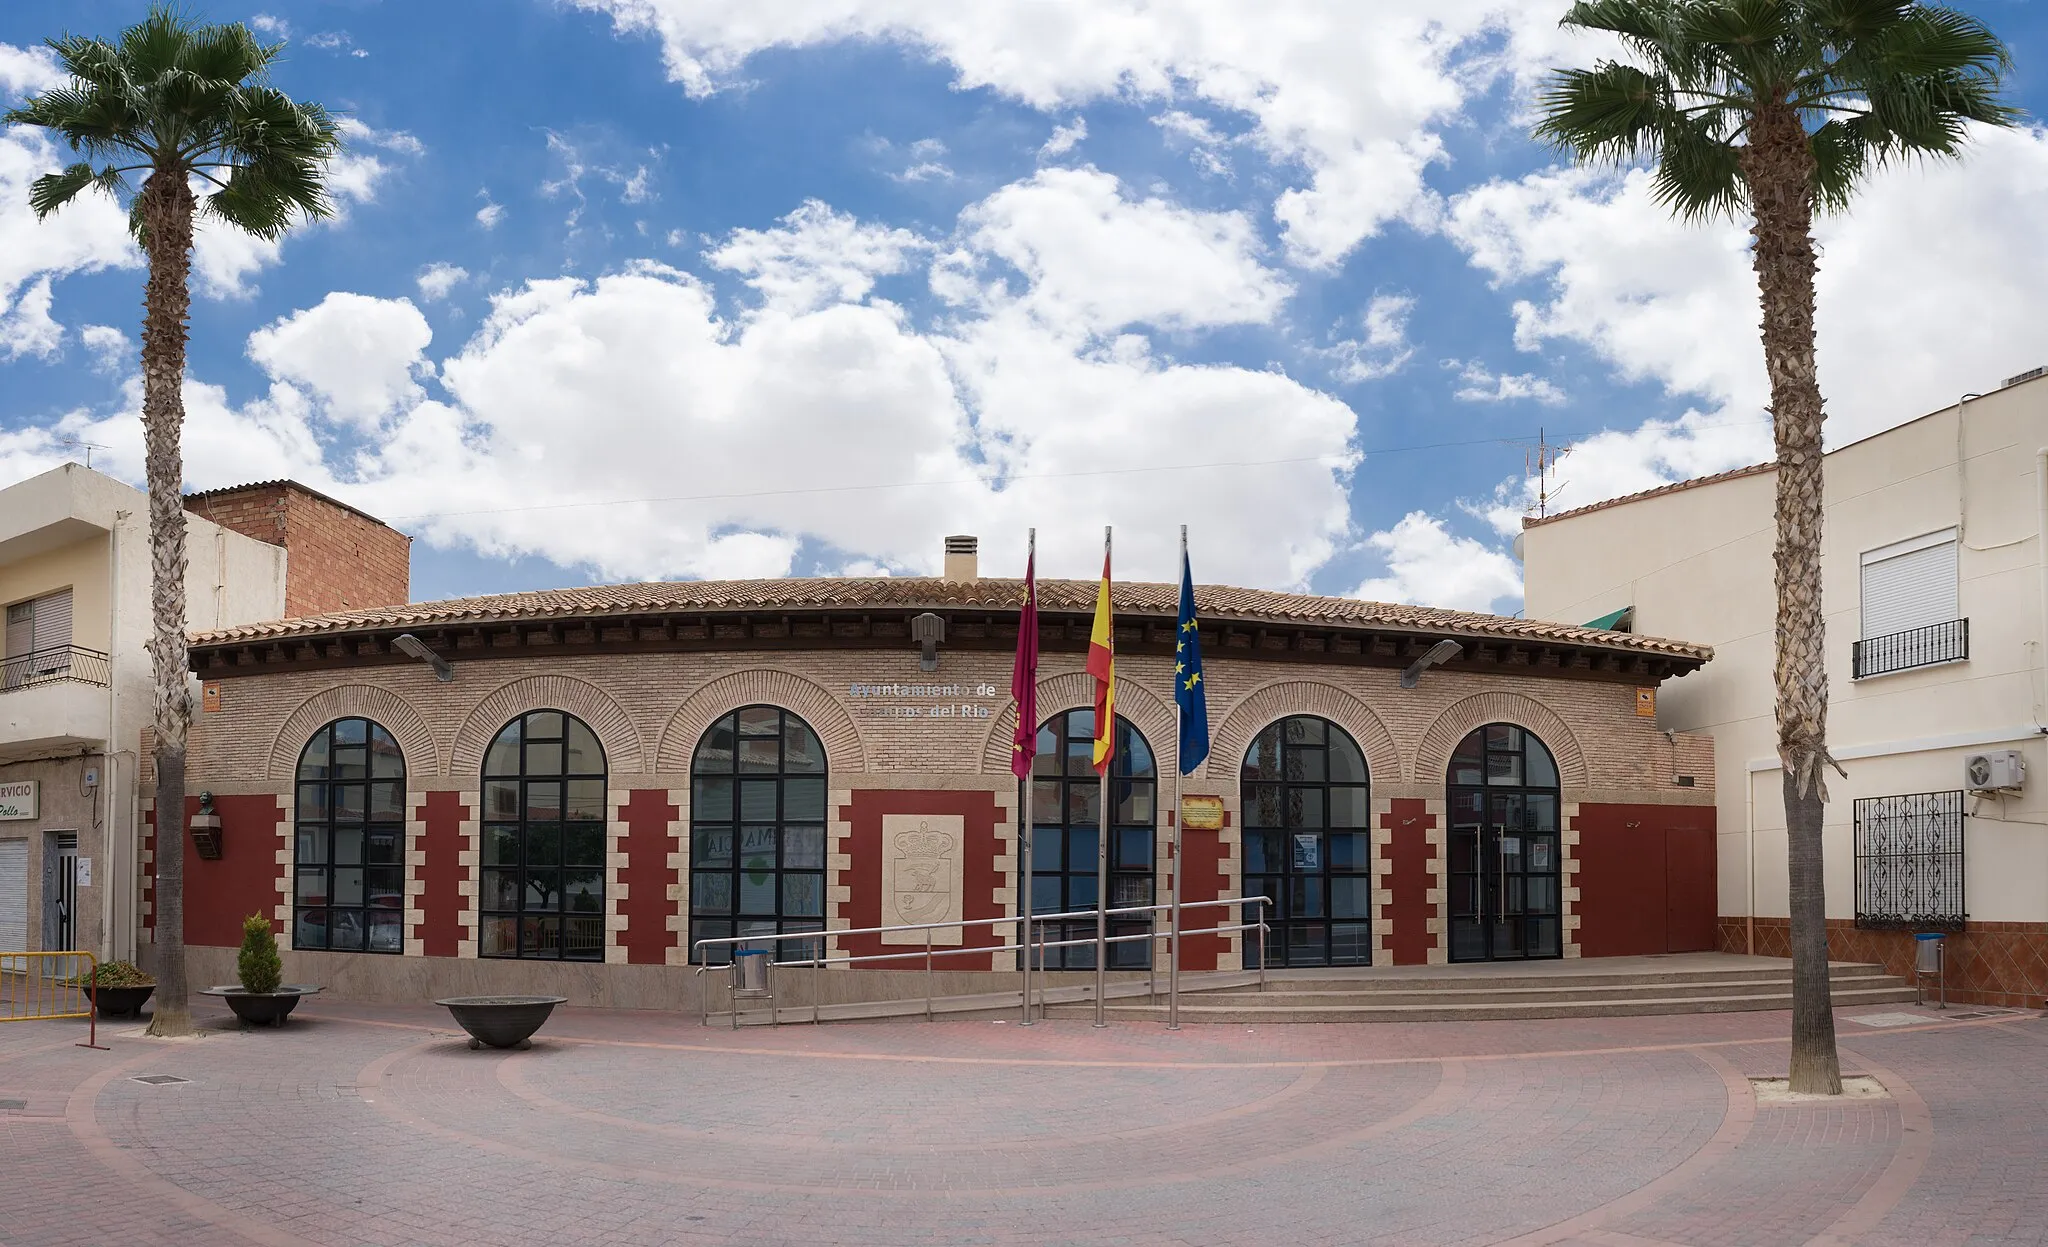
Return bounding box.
[0,646,114,760]
[1852,618,1968,680]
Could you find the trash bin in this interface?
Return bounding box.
[1914,933,1945,1008]
[733,948,771,994]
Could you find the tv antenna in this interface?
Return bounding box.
[60,438,109,470]
[1524,427,1571,519]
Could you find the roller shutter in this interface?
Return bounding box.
[0,839,26,954]
[1860,533,1958,640]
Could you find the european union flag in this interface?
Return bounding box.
[1174,547,1209,775]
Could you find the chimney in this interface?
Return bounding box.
[943,535,978,583]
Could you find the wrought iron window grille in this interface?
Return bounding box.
[1852,790,1966,931]
[1852,618,1968,679]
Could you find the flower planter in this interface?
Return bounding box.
[89,983,156,1018]
[434,995,567,1050]
[201,985,313,1027]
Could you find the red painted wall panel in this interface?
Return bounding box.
[181,794,285,947]
[1382,798,1437,966]
[1172,812,1231,973]
[619,790,680,965]
[416,792,469,958]
[838,790,1006,971]
[1663,809,1717,953]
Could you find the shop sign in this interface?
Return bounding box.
[1179,795,1224,831]
[202,681,222,713]
[1635,687,1657,718]
[0,780,37,820]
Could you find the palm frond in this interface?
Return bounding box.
[1649,114,1746,219]
[1533,63,1685,164]
[25,162,126,218]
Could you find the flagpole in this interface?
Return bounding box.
[1020,528,1035,1026]
[1169,524,1185,1032]
[1095,525,1111,1029]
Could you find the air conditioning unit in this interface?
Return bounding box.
[1964,749,2026,793]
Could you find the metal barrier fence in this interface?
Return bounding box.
[693,896,1271,1028]
[0,952,111,1049]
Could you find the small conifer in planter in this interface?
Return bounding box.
[237,913,283,994]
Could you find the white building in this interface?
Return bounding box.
[0,464,411,965]
[1520,370,2048,1006]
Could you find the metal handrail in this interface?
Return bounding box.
[695,896,1272,1027]
[0,645,111,691]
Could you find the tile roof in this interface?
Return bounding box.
[1521,462,1775,528]
[190,576,1712,661]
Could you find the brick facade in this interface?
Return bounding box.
[172,638,1713,999]
[185,481,410,616]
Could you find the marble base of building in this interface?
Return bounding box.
[1717,916,2048,1009]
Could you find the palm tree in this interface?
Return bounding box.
[1534,0,2014,1093]
[5,8,338,1037]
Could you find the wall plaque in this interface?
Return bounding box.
[880,813,965,945]
[1635,687,1657,718]
[1179,794,1224,831]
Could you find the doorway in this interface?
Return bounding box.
[1447,725,1563,962]
[44,832,77,951]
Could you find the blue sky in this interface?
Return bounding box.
[4,1,2048,614]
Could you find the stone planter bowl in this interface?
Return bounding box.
[435,996,568,1050]
[201,984,319,1027]
[88,983,156,1018]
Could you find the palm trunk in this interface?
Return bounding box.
[1742,102,1842,1096]
[139,170,196,1039]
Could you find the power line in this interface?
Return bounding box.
[385,415,1773,524]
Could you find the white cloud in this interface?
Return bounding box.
[1152,110,1232,177]
[1354,512,1521,614]
[476,198,507,230]
[304,31,362,55]
[1445,359,1564,404]
[245,292,433,430]
[569,1,1588,268]
[0,276,60,360]
[0,41,64,100]
[416,263,471,303]
[248,15,290,37]
[706,200,927,315]
[79,324,129,372]
[957,166,1291,337]
[1039,118,1086,159]
[0,126,140,346]
[1320,293,1414,383]
[1445,122,2048,518]
[866,135,953,184]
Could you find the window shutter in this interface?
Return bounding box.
[0,840,27,955]
[4,603,30,662]
[30,589,72,655]
[1861,538,1958,640]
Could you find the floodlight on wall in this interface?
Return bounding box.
[911,612,946,672]
[392,633,455,683]
[1400,639,1463,689]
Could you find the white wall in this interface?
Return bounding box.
[1523,378,2048,924]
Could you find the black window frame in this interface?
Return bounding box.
[1446,723,1564,963]
[1853,790,1966,930]
[478,710,610,961]
[1240,715,1373,968]
[1027,708,1157,970]
[687,705,830,966]
[293,717,407,955]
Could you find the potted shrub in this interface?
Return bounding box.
[200,914,309,1027]
[74,960,156,1018]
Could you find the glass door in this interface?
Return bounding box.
[1447,725,1562,962]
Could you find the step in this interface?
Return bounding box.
[1240,962,1892,993]
[1179,973,1908,1008]
[1041,985,1921,1025]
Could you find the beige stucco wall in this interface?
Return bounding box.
[1522,376,2048,924]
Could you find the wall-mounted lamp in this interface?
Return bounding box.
[393,633,455,682]
[910,612,946,673]
[1400,639,1463,689]
[190,791,223,860]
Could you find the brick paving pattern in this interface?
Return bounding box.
[0,998,2042,1246]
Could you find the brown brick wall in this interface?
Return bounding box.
[186,483,410,617]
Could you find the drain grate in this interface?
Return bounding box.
[0,1098,26,1110]
[132,1075,191,1086]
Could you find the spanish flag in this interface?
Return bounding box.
[1087,541,1115,772]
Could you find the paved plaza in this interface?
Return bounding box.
[0,995,2043,1246]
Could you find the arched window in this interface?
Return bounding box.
[688,706,828,965]
[1446,724,1562,962]
[294,718,407,954]
[1241,715,1372,967]
[1027,709,1157,969]
[479,710,608,961]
